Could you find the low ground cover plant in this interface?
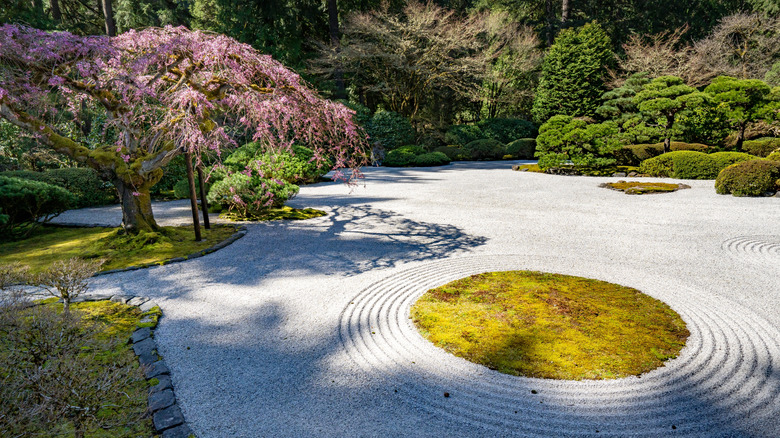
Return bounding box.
[411,271,689,380]
[715,159,780,196]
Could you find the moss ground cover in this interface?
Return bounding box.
[601,181,690,195]
[0,224,237,274]
[0,300,152,437]
[411,271,689,380]
[219,205,327,221]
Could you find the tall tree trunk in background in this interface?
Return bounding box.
[51,0,63,21]
[101,0,116,36]
[33,0,44,16]
[328,0,347,100]
[561,0,570,25]
[546,0,555,45]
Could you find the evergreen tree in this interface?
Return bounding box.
[531,22,613,124]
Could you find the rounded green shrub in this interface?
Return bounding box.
[365,111,416,150]
[742,138,780,158]
[464,139,506,160]
[414,152,450,166]
[0,168,115,208]
[615,142,714,166]
[639,151,718,179]
[224,142,263,171]
[223,143,330,184]
[767,149,780,161]
[433,146,469,161]
[476,118,537,143]
[715,160,780,196]
[444,124,485,147]
[709,152,758,170]
[506,138,536,159]
[207,173,299,219]
[0,176,75,240]
[383,145,426,167]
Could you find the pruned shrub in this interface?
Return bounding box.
[383,145,426,167]
[715,159,780,196]
[0,168,115,208]
[365,110,416,150]
[535,115,621,171]
[506,138,536,159]
[464,139,506,160]
[445,124,485,147]
[207,173,299,219]
[615,142,714,166]
[742,138,780,158]
[640,151,759,179]
[476,118,537,143]
[0,176,75,241]
[224,143,330,185]
[767,149,780,161]
[433,146,470,161]
[709,152,758,170]
[414,152,451,166]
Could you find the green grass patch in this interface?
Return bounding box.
[411,271,689,380]
[601,181,690,195]
[0,224,237,274]
[219,206,327,221]
[0,300,152,437]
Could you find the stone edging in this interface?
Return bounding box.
[65,293,196,438]
[44,224,248,277]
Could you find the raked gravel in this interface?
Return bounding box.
[53,161,780,437]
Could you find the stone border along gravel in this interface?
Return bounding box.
[67,293,196,438]
[340,254,780,437]
[46,223,247,277]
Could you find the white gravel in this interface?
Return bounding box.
[55,161,780,437]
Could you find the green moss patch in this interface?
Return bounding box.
[0,224,237,274]
[0,300,152,436]
[600,181,690,195]
[411,271,689,380]
[219,206,327,221]
[512,164,543,173]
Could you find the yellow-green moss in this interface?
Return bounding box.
[220,206,327,221]
[513,164,543,173]
[602,181,689,195]
[411,271,689,380]
[0,224,237,274]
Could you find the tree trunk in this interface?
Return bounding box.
[561,0,570,25]
[185,151,202,241]
[736,125,746,152]
[51,0,63,21]
[546,0,555,45]
[114,179,159,233]
[327,0,347,100]
[196,165,210,230]
[663,137,671,153]
[101,0,116,36]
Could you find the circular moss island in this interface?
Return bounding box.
[411,271,689,380]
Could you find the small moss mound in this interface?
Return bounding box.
[601,181,690,195]
[512,164,543,173]
[220,205,326,221]
[411,271,689,380]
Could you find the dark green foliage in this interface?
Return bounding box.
[414,152,451,166]
[639,151,756,179]
[476,118,537,143]
[433,146,470,161]
[633,76,705,152]
[463,139,506,160]
[767,150,780,161]
[506,138,537,159]
[444,124,485,147]
[765,61,780,87]
[535,115,622,171]
[207,173,299,219]
[715,159,780,196]
[172,178,209,200]
[0,168,115,208]
[365,111,416,150]
[531,22,613,124]
[742,138,780,157]
[223,143,330,184]
[341,101,372,126]
[704,76,776,151]
[0,176,75,240]
[383,145,427,167]
[596,73,649,123]
[152,155,188,195]
[615,142,713,166]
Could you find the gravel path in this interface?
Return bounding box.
[55,161,780,437]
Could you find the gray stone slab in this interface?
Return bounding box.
[153,404,185,432]
[139,300,159,312]
[149,374,173,394]
[127,296,150,307]
[138,351,157,366]
[110,295,133,304]
[130,327,151,344]
[144,360,170,379]
[162,424,195,438]
[132,337,156,357]
[148,388,176,412]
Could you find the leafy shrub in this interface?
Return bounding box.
[0,168,115,208]
[152,154,188,195]
[207,173,299,219]
[715,160,780,196]
[535,115,621,171]
[383,145,426,167]
[476,118,537,143]
[172,178,210,199]
[414,152,451,166]
[223,142,263,171]
[0,176,75,240]
[444,124,485,146]
[506,138,536,159]
[767,149,780,161]
[224,143,330,184]
[615,142,714,166]
[742,138,780,157]
[365,110,416,150]
[640,151,759,179]
[709,152,757,170]
[433,146,470,161]
[464,139,506,160]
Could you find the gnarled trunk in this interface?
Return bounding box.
[113,179,159,233]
